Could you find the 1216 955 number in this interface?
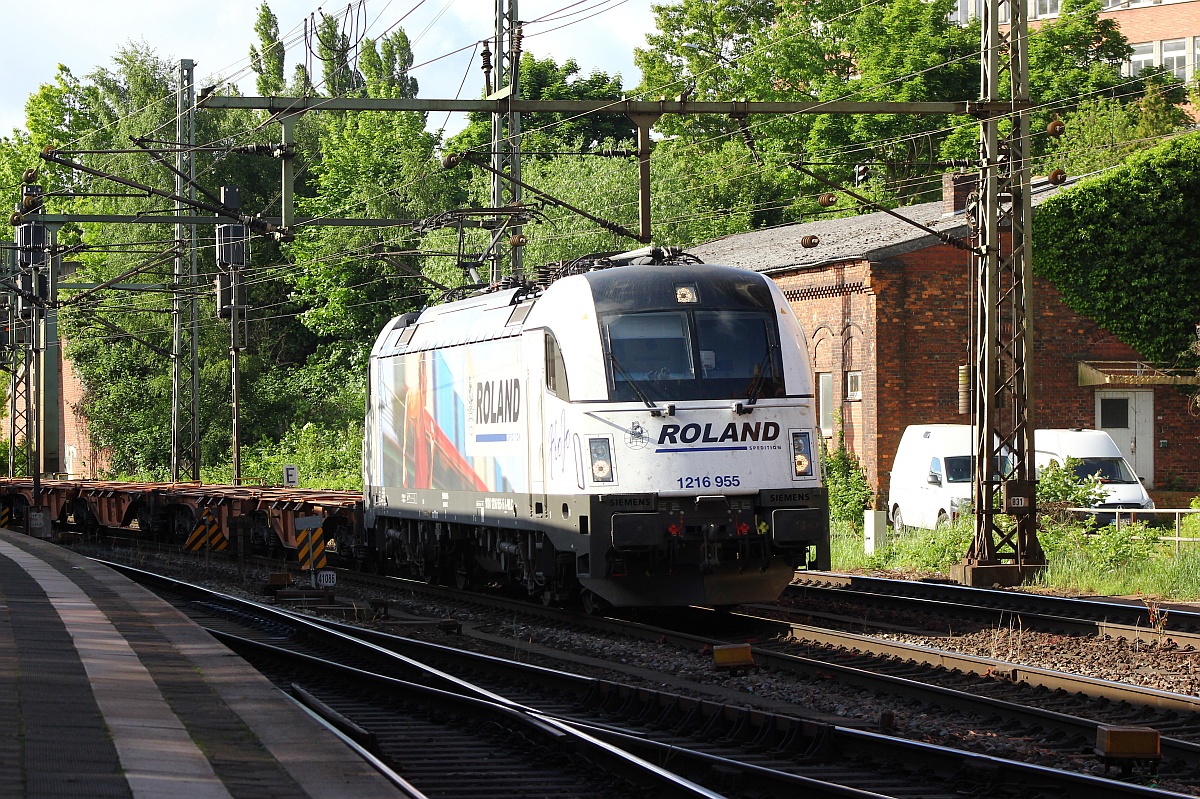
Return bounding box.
[677,475,741,489]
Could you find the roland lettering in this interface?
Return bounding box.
[475,378,522,424]
[655,420,782,445]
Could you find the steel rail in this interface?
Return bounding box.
[104,559,1189,797]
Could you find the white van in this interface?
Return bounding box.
[1035,428,1154,518]
[888,424,1010,530]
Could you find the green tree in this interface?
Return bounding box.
[249,2,286,96]
[634,0,780,139]
[1033,132,1200,368]
[314,12,365,97]
[448,52,633,157]
[359,30,418,99]
[285,33,457,348]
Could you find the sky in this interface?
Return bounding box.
[0,0,657,139]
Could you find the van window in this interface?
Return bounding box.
[945,455,1012,483]
[929,458,942,478]
[1072,457,1138,483]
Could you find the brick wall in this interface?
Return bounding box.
[58,342,109,478]
[770,241,1200,502]
[1105,2,1200,44]
[776,258,881,490]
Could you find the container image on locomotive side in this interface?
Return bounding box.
[363,255,830,609]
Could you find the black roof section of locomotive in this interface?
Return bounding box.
[583,262,777,313]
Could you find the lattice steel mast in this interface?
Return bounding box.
[957,0,1045,585]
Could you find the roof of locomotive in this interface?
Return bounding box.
[372,286,531,358]
[581,261,777,313]
[371,259,780,359]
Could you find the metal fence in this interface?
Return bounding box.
[1070,506,1200,551]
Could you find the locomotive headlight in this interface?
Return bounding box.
[589,438,614,482]
[791,431,814,478]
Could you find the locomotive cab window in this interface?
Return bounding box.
[602,308,784,402]
[545,331,570,400]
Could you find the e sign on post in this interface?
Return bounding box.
[283,465,299,487]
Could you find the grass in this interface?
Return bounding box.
[831,510,1200,601]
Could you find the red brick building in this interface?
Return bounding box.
[961,0,1200,86]
[691,177,1200,504]
[57,341,109,479]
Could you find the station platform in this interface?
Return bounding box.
[0,528,409,799]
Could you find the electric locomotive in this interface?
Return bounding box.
[362,248,829,610]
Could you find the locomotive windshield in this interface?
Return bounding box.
[603,309,785,402]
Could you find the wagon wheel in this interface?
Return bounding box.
[453,548,477,591]
[580,588,608,616]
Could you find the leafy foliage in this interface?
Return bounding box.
[249,2,286,96]
[821,421,874,532]
[1033,132,1200,366]
[203,421,364,491]
[450,53,633,157]
[1035,458,1106,522]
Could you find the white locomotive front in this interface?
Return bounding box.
[363,252,829,610]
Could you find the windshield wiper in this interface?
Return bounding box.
[742,345,778,411]
[608,350,660,412]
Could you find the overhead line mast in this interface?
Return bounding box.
[956,0,1045,585]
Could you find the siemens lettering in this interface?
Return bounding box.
[658,421,780,445]
[476,378,521,424]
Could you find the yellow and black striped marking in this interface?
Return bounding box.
[185,510,228,552]
[0,506,10,530]
[296,526,327,571]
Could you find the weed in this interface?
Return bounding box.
[1141,595,1169,637]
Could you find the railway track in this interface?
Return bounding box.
[307,564,1200,789]
[789,572,1200,646]
[103,557,1187,798]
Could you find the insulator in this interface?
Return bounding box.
[817,193,837,207]
[22,168,38,184]
[800,235,819,249]
[442,153,462,169]
[9,212,22,226]
[509,234,527,248]
[1047,168,1067,186]
[480,41,492,73]
[512,25,523,57]
[1047,119,1066,137]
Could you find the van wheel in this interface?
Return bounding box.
[892,508,906,533]
[936,511,950,529]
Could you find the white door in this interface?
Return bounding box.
[1095,389,1154,487]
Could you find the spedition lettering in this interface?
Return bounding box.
[476,379,522,424]
[657,421,780,445]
